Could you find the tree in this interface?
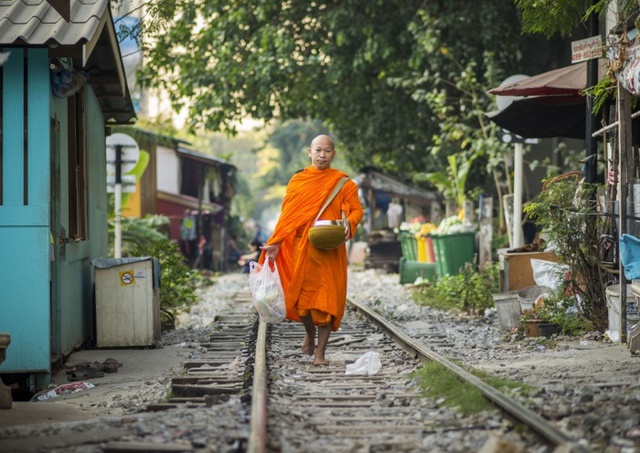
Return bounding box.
[137,0,548,187]
[515,0,638,39]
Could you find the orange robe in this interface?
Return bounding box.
[259,166,364,331]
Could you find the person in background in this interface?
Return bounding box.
[226,234,242,269]
[238,239,262,274]
[259,134,364,366]
[386,198,403,229]
[253,223,268,244]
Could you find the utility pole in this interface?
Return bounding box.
[584,13,599,184]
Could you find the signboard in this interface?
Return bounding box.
[106,133,139,193]
[571,36,602,64]
[106,133,140,175]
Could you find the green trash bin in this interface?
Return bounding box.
[397,232,437,284]
[430,232,476,277]
[399,257,437,284]
[398,232,419,261]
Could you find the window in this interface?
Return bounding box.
[67,87,87,240]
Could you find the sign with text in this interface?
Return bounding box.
[571,36,602,64]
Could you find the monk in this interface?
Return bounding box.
[260,135,364,366]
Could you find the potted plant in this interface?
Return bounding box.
[520,303,545,337]
[520,284,592,337]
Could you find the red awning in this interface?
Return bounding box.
[488,60,606,97]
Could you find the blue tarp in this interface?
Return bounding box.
[620,234,640,280]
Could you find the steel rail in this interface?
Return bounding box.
[347,298,589,453]
[247,319,267,453]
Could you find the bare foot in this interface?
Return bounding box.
[313,324,331,366]
[302,334,315,356]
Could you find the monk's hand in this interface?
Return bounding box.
[344,222,351,240]
[261,243,281,261]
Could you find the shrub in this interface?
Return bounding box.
[524,176,608,330]
[413,262,499,314]
[130,239,200,327]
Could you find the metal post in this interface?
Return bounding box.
[114,144,123,259]
[513,143,524,248]
[584,14,599,183]
[479,196,493,268]
[618,81,632,343]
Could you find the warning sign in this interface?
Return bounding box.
[120,270,135,286]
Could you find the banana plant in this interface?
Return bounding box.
[426,152,479,212]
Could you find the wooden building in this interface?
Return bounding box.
[0,0,135,389]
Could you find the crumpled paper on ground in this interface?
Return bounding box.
[345,351,381,375]
[32,381,96,401]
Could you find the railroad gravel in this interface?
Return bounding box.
[348,267,640,453]
[1,267,640,452]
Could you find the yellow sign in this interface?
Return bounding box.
[120,270,135,286]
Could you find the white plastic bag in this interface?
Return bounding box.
[531,259,570,291]
[248,261,286,323]
[345,351,381,375]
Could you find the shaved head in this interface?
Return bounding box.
[310,135,334,150]
[308,135,336,170]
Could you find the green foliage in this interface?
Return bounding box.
[523,177,608,329]
[108,214,200,326]
[410,362,491,416]
[259,120,332,183]
[130,238,200,325]
[515,0,592,38]
[413,262,499,314]
[108,214,169,256]
[581,74,616,115]
[424,153,481,210]
[466,366,535,397]
[516,0,637,39]
[133,0,547,182]
[520,283,593,335]
[411,282,455,312]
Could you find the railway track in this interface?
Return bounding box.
[0,273,625,452]
[135,289,588,453]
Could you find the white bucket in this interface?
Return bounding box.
[493,292,521,331]
[633,181,640,219]
[606,284,635,338]
[517,285,551,313]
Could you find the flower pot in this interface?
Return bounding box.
[539,322,561,338]
[525,319,543,337]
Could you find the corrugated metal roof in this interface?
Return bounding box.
[0,0,136,124]
[0,0,105,47]
[177,146,237,170]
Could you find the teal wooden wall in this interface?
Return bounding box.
[0,49,51,375]
[50,87,109,357]
[0,49,109,386]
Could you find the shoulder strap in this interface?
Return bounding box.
[314,177,349,223]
